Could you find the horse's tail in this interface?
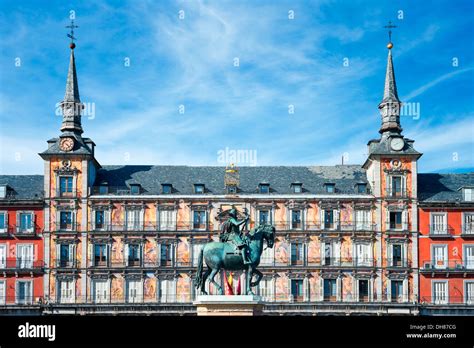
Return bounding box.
[194,248,204,289]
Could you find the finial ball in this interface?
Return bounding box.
[387,42,393,49]
[70,42,76,49]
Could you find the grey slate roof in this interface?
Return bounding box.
[39,134,94,156]
[94,165,369,195]
[0,175,44,200]
[367,137,421,156]
[418,173,474,202]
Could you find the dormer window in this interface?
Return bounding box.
[98,184,108,194]
[259,183,270,194]
[324,183,335,193]
[194,184,205,194]
[462,188,473,202]
[130,184,141,195]
[227,186,237,194]
[357,183,367,194]
[291,183,303,193]
[162,184,172,194]
[0,185,6,198]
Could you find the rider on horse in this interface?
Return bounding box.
[220,208,251,265]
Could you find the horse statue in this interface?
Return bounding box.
[195,224,275,295]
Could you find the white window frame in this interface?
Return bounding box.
[432,280,449,305]
[430,212,447,235]
[126,279,143,303]
[56,243,76,267]
[354,277,373,302]
[387,242,407,267]
[462,212,474,235]
[16,244,33,269]
[321,240,340,266]
[0,211,7,233]
[58,279,75,304]
[464,280,474,305]
[192,209,207,231]
[92,279,110,304]
[0,244,6,268]
[355,210,371,231]
[431,244,448,269]
[388,278,407,303]
[320,209,339,230]
[463,188,473,202]
[158,209,176,231]
[159,278,176,303]
[17,211,34,233]
[0,280,5,304]
[92,209,110,231]
[125,209,142,231]
[16,279,33,305]
[463,244,474,270]
[125,243,142,267]
[56,210,76,232]
[191,243,203,267]
[354,242,372,267]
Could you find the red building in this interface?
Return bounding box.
[418,174,474,314]
[0,176,44,312]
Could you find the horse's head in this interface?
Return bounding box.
[257,224,275,248]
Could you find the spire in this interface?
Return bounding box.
[378,22,402,135]
[60,20,83,135]
[63,49,81,103]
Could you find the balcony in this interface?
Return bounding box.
[88,221,179,233]
[53,259,81,268]
[0,225,43,237]
[420,296,474,306]
[386,258,411,269]
[385,189,409,200]
[55,223,81,233]
[0,258,44,273]
[428,224,454,238]
[86,258,193,269]
[461,223,474,237]
[420,260,474,273]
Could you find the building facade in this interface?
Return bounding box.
[0,39,472,316]
[0,176,44,313]
[418,175,474,315]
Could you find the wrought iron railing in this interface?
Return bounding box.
[420,259,474,271]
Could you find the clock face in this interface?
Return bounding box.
[59,137,74,152]
[390,137,405,151]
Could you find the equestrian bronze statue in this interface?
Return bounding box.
[195,209,275,295]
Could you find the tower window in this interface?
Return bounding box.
[59,177,73,196]
[98,185,108,194]
[162,184,172,194]
[226,186,237,194]
[259,183,270,194]
[0,185,6,198]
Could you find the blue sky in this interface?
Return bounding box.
[0,0,473,174]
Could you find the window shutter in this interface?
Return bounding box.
[334,209,340,229]
[387,244,392,267]
[402,278,408,302]
[56,244,60,266]
[88,243,93,267]
[69,244,74,264]
[334,242,341,266]
[336,277,342,301]
[321,242,326,265]
[387,174,392,196]
[385,209,390,230]
[387,280,392,302]
[320,209,324,229]
[402,210,408,230]
[401,176,406,196]
[125,244,129,266]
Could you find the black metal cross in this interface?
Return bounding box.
[383,20,397,42]
[66,20,79,43]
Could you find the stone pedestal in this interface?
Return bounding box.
[193,295,263,316]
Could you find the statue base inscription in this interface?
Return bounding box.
[194,295,263,316]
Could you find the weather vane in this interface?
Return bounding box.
[383,20,397,49]
[66,19,79,49]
